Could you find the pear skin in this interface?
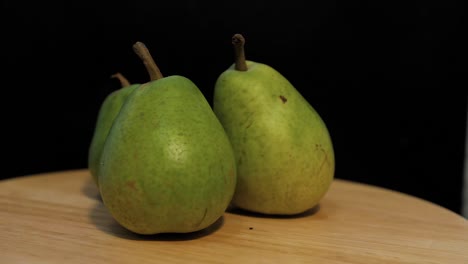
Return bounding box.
[213,34,335,215]
[88,74,139,186]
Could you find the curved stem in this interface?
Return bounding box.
[110,72,131,87]
[232,34,248,71]
[133,42,163,81]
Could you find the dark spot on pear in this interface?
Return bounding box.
[126,180,137,191]
[279,95,287,103]
[249,227,253,230]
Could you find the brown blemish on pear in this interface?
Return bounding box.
[279,95,287,103]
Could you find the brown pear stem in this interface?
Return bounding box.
[132,42,163,81]
[232,34,248,71]
[110,72,131,87]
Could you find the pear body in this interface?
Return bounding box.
[99,76,236,235]
[213,61,335,215]
[88,84,139,186]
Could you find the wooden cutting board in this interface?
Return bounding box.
[1,169,467,263]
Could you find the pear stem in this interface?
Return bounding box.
[110,72,131,87]
[133,42,163,81]
[232,34,248,71]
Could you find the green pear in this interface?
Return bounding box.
[213,34,335,215]
[99,42,236,235]
[88,73,139,186]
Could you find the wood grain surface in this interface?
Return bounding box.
[1,169,467,263]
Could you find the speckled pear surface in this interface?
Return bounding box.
[99,76,236,234]
[88,84,139,186]
[214,60,335,215]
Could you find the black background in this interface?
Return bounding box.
[1,1,467,215]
